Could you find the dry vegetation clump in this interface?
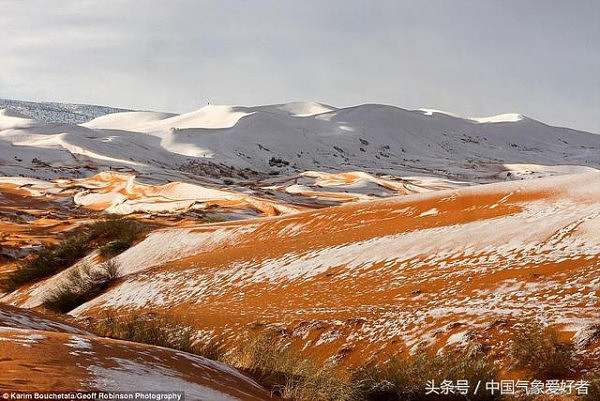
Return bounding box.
[43,260,119,313]
[229,332,353,401]
[2,216,144,292]
[2,234,89,292]
[580,376,600,401]
[86,314,588,401]
[510,322,576,380]
[89,216,143,257]
[351,348,500,401]
[90,313,225,361]
[226,333,501,401]
[202,215,227,224]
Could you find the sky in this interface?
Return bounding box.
[1,0,599,133]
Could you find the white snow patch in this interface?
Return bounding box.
[88,358,242,400]
[419,208,440,217]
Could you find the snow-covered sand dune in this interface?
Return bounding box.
[8,171,596,365]
[0,303,269,398]
[0,171,302,216]
[1,101,598,184]
[1,98,599,372]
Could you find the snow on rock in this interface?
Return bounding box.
[0,98,130,125]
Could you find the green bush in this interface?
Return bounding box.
[2,216,143,292]
[84,315,588,401]
[89,215,142,256]
[88,216,141,243]
[2,234,89,292]
[43,260,119,313]
[99,239,133,257]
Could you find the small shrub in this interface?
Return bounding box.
[89,216,141,256]
[2,216,143,291]
[90,313,225,361]
[203,215,226,224]
[231,332,352,401]
[581,376,600,401]
[2,234,89,291]
[280,366,353,401]
[510,322,576,380]
[43,260,120,313]
[351,348,499,401]
[89,317,503,401]
[99,239,132,257]
[87,215,140,239]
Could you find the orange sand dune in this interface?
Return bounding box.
[0,172,304,217]
[0,187,88,262]
[0,304,269,398]
[55,172,600,367]
[262,170,470,206]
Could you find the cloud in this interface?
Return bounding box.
[0,0,598,132]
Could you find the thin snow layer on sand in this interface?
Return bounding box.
[224,201,598,283]
[300,171,407,193]
[7,225,251,309]
[0,171,300,216]
[272,171,472,204]
[88,358,241,400]
[67,335,93,350]
[66,335,94,356]
[498,163,599,180]
[0,304,90,334]
[116,224,255,275]
[0,313,267,398]
[86,105,252,134]
[62,173,600,363]
[71,173,236,214]
[0,327,46,347]
[82,111,176,131]
[86,343,265,399]
[6,251,102,309]
[72,172,600,319]
[419,208,439,217]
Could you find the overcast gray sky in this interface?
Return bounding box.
[1,0,599,132]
